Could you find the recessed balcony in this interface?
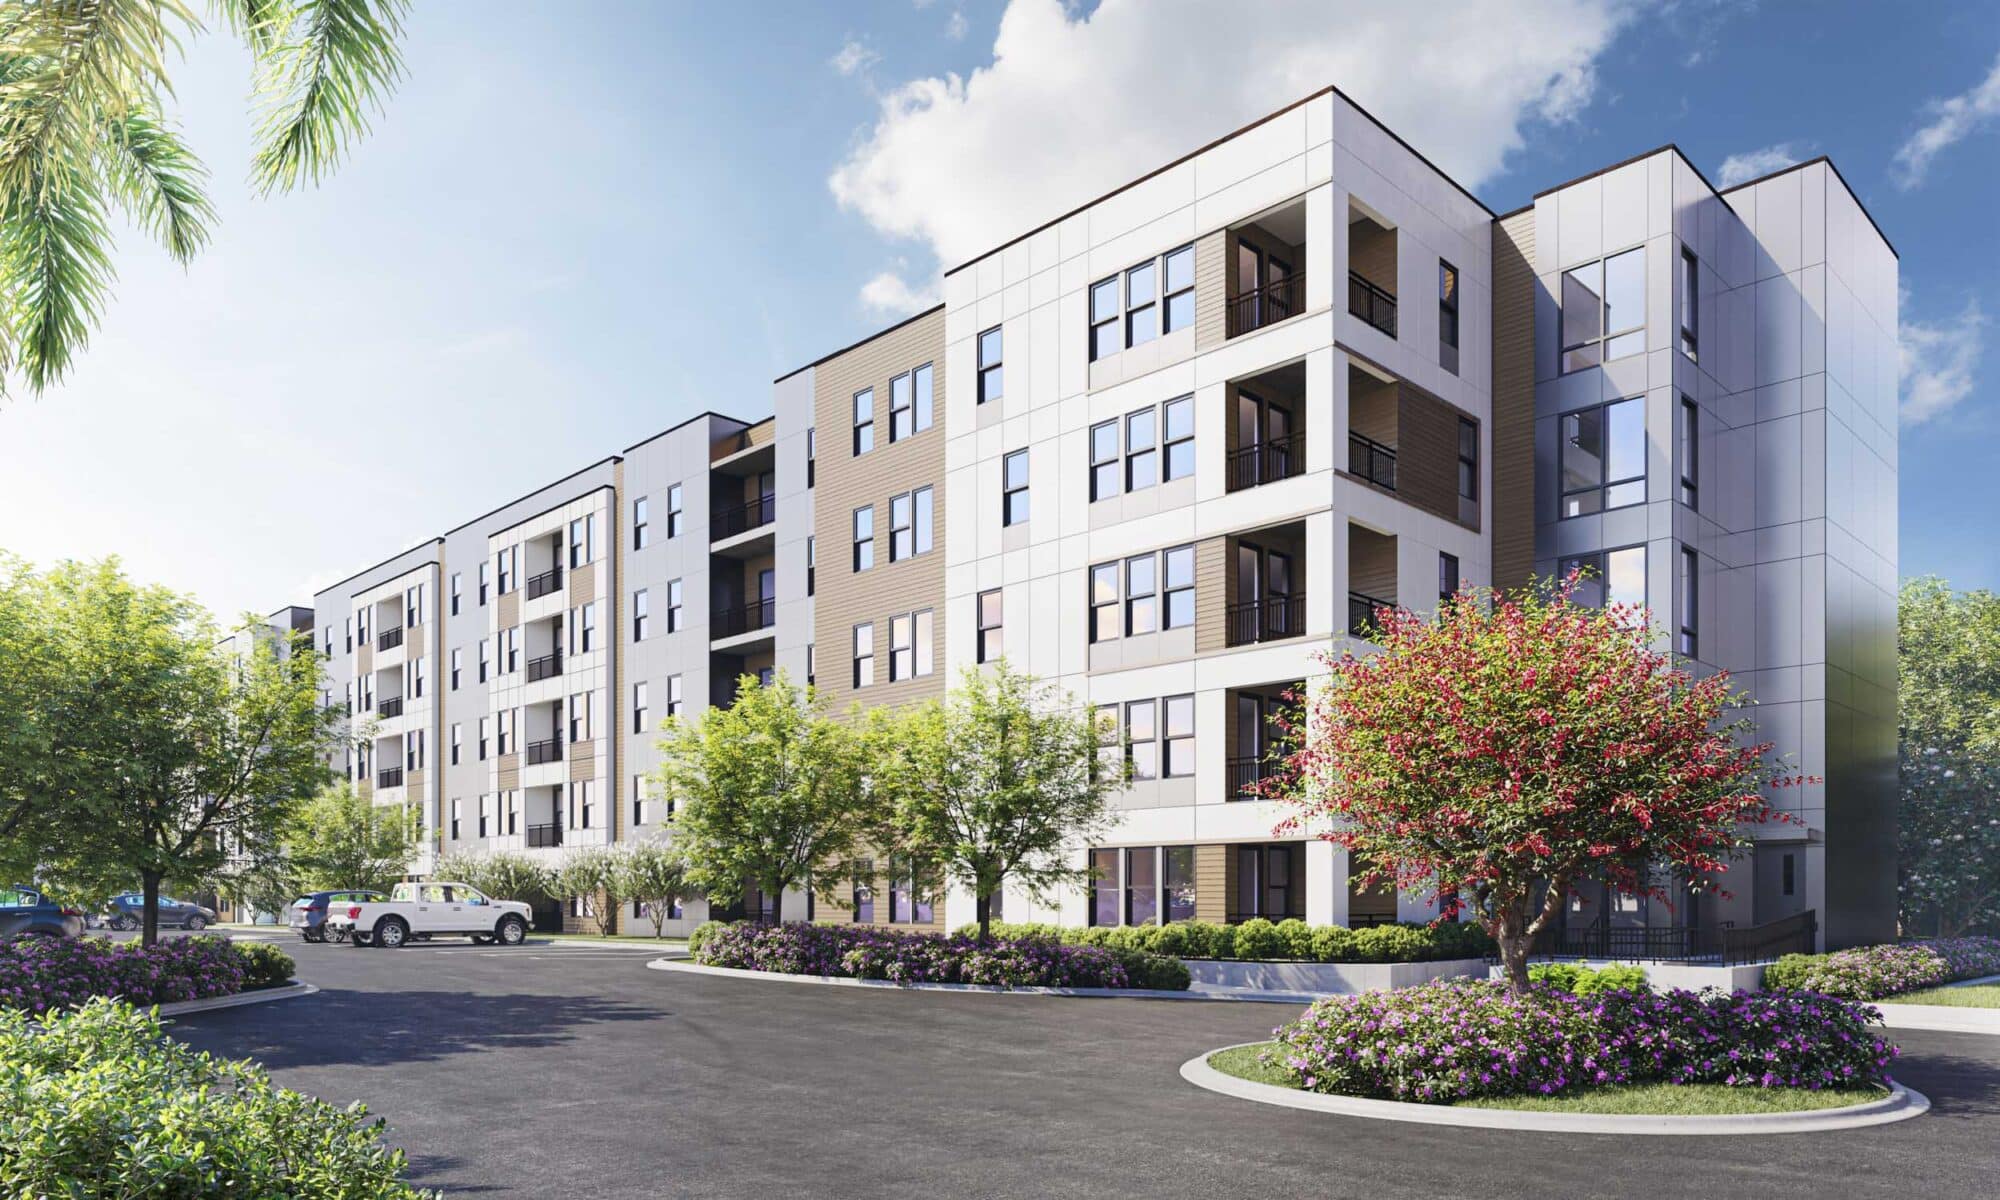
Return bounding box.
[377,697,403,718]
[376,626,403,652]
[526,651,563,683]
[376,767,404,789]
[525,565,563,600]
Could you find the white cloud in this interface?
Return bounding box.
[859,269,939,316]
[830,38,880,78]
[1893,49,2000,189]
[829,0,1639,304]
[945,9,969,40]
[1901,298,1986,425]
[1716,141,1805,187]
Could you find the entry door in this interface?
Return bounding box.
[1267,255,1293,320]
[1237,242,1263,325]
[1264,402,1292,478]
[1266,550,1294,635]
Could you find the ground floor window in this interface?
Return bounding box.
[1092,844,1197,925]
[1235,843,1305,923]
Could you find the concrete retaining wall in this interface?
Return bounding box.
[1489,961,1770,992]
[1183,957,1486,994]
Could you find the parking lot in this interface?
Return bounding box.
[168,935,2000,1199]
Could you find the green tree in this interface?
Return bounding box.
[0,554,61,880]
[0,0,408,396]
[1270,575,1797,993]
[283,782,418,894]
[434,849,550,906]
[36,558,337,944]
[868,663,1117,942]
[1899,576,2000,935]
[614,841,689,938]
[654,672,872,926]
[548,845,618,936]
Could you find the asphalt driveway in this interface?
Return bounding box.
[168,937,2000,1199]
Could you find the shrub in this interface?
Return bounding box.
[1232,918,1286,961]
[235,942,297,990]
[1528,962,1583,992]
[1108,947,1192,991]
[960,919,1489,964]
[694,922,1186,990]
[0,936,249,1012]
[687,920,726,958]
[1528,962,1650,996]
[1763,937,2000,1000]
[1267,979,1896,1104]
[1349,924,1431,964]
[1276,919,1315,961]
[0,999,431,1198]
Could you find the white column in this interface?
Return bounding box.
[1306,840,1346,926]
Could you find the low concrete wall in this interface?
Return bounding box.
[1184,957,1486,994]
[1490,961,1769,992]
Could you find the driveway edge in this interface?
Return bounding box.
[1179,1043,1930,1135]
[157,981,319,1018]
[1876,1001,2000,1035]
[647,957,1319,1003]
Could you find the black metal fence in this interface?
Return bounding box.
[525,823,563,849]
[713,597,776,639]
[1532,909,1818,965]
[1347,431,1398,490]
[1347,591,1392,639]
[1225,594,1305,646]
[711,495,776,540]
[526,651,563,682]
[1226,432,1305,492]
[1348,271,1397,337]
[525,738,563,766]
[376,697,403,718]
[1227,271,1307,337]
[525,566,563,600]
[376,626,403,651]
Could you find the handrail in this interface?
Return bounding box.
[376,697,403,718]
[1347,431,1398,491]
[376,767,405,789]
[1347,591,1393,639]
[1348,271,1397,337]
[1226,754,1280,800]
[376,626,403,651]
[525,737,563,766]
[1227,270,1307,337]
[1224,594,1305,647]
[525,566,563,600]
[1225,431,1305,492]
[526,651,563,682]
[525,823,563,848]
[712,597,776,639]
[711,495,777,540]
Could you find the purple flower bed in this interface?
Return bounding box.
[1267,979,1896,1104]
[1764,936,2000,1001]
[0,936,248,1013]
[692,922,1188,990]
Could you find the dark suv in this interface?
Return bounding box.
[104,892,217,932]
[0,886,84,940]
[289,890,388,942]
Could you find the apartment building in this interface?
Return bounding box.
[288,86,1897,948]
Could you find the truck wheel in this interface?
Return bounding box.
[374,918,409,949]
[495,916,527,946]
[349,931,371,947]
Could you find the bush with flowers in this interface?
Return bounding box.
[0,936,293,1013]
[1262,978,1897,1104]
[692,921,1189,990]
[1763,936,2000,1000]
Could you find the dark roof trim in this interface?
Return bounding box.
[621,409,751,455]
[774,303,945,385]
[316,538,443,601]
[1530,143,1692,200]
[349,556,443,600]
[440,456,622,539]
[941,83,1495,282]
[480,482,617,543]
[1719,154,1898,260]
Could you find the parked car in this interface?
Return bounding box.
[0,886,84,941]
[323,882,531,949]
[288,890,387,942]
[103,892,217,932]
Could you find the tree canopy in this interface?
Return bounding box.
[1899,576,2000,935]
[283,782,419,895]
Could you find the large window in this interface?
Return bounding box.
[1090,563,1119,642]
[1561,546,1646,612]
[1162,695,1195,778]
[890,370,914,442]
[1126,408,1157,491]
[1089,396,1192,502]
[633,682,648,734]
[1125,554,1156,635]
[1090,547,1195,642]
[1090,420,1119,500]
[1438,552,1460,604]
[1679,395,1698,510]
[1090,848,1120,926]
[1560,397,1645,517]
[1560,246,1645,372]
[1002,450,1029,526]
[1679,248,1699,361]
[887,611,934,682]
[889,492,913,562]
[1125,700,1157,780]
[1090,245,1194,361]
[666,483,683,538]
[977,326,1003,403]
[1163,396,1193,480]
[1126,259,1158,347]
[977,589,1003,663]
[852,388,875,455]
[1236,844,1305,920]
[1679,545,1699,658]
[1091,845,1197,926]
[667,579,683,632]
[568,515,595,568]
[633,496,649,549]
[852,505,874,571]
[633,588,649,640]
[852,623,874,689]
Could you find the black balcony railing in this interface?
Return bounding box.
[1226,754,1281,800]
[711,494,777,540]
[1225,594,1306,647]
[376,697,403,718]
[376,626,403,651]
[1529,909,1816,966]
[1348,271,1398,337]
[1347,432,1398,490]
[526,651,563,682]
[1347,591,1393,639]
[1227,270,1307,337]
[1225,432,1306,492]
[525,566,563,600]
[376,767,404,789]
[525,737,563,766]
[712,597,776,639]
[525,823,563,848]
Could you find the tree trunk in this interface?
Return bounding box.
[976,893,992,943]
[140,870,162,949]
[1495,929,1534,994]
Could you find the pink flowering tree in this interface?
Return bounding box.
[1265,574,1801,994]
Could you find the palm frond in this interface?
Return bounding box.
[97,104,212,262]
[207,0,288,54]
[0,148,115,393]
[245,0,406,194]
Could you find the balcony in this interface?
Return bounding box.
[376,767,404,789]
[525,566,563,600]
[376,626,403,651]
[377,697,403,718]
[711,495,776,541]
[1348,591,1392,638]
[1348,271,1397,338]
[1227,270,1306,338]
[526,651,563,682]
[525,737,563,766]
[712,597,776,640]
[1347,432,1398,491]
[525,823,562,849]
[1226,432,1305,492]
[1226,755,1282,801]
[1225,594,1305,647]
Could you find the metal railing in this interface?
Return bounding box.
[376,697,403,718]
[1227,270,1307,337]
[525,823,562,849]
[1347,591,1392,639]
[1347,431,1398,490]
[1226,754,1280,800]
[712,597,776,639]
[376,767,404,789]
[711,495,776,540]
[1530,909,1817,966]
[526,651,563,682]
[525,566,563,600]
[1722,909,1818,965]
[525,737,563,766]
[376,626,403,651]
[1225,432,1305,492]
[1347,912,1400,928]
[1226,908,1307,925]
[1348,271,1397,337]
[1225,594,1306,647]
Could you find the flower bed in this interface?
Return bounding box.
[962,918,1493,965]
[1263,979,1896,1104]
[0,936,291,1013]
[1764,936,2000,1001]
[691,922,1189,990]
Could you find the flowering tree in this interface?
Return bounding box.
[1266,574,1799,993]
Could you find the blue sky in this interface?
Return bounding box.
[0,0,1993,620]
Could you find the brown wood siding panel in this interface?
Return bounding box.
[1193,229,1228,351]
[497,754,519,791]
[1194,537,1228,654]
[570,560,596,606]
[1491,210,1538,593]
[1349,529,1398,601]
[497,590,519,630]
[404,768,425,794]
[1396,383,1471,527]
[744,418,776,448]
[1348,372,1399,444]
[1349,219,1397,296]
[1194,843,1229,924]
[356,642,372,676]
[812,309,950,720]
[568,741,597,783]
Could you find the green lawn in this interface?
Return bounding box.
[1205,1042,1884,1115]
[1885,983,2000,1008]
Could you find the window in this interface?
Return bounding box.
[1458,418,1478,502]
[667,579,683,632]
[1162,695,1194,778]
[633,682,649,734]
[1560,397,1645,517]
[806,643,816,686]
[450,723,462,765]
[1126,258,1158,347]
[890,492,914,562]
[666,674,683,719]
[852,623,874,689]
[631,588,649,640]
[497,708,515,755]
[805,429,816,488]
[1095,706,1122,776]
[890,370,914,442]
[852,505,874,571]
[1090,563,1120,642]
[574,602,597,654]
[977,589,1003,663]
[1679,395,1698,510]
[1237,844,1304,920]
[1125,553,1157,635]
[450,798,461,841]
[806,535,816,596]
[478,562,490,606]
[406,729,424,770]
[1680,546,1699,658]
[1092,245,1194,360]
[632,776,646,827]
[851,861,876,923]
[1090,420,1120,500]
[667,483,683,538]
[1163,245,1194,333]
[1126,408,1157,491]
[977,326,1003,403]
[569,691,593,742]
[478,638,489,683]
[344,617,352,653]
[852,388,875,455]
[496,547,514,594]
[450,647,461,691]
[889,614,913,681]
[913,485,933,556]
[1125,700,1157,781]
[1439,552,1460,604]
[450,573,462,616]
[1560,246,1645,372]
[411,656,427,698]
[1679,247,1699,361]
[1002,450,1028,525]
[887,859,933,924]
[478,795,489,839]
[570,780,594,830]
[1090,848,1119,926]
[568,515,595,568]
[915,609,933,677]
[404,584,422,627]
[633,496,650,549]
[1163,395,1193,481]
[1561,546,1646,612]
[478,717,490,760]
[1163,546,1194,629]
[1126,847,1158,925]
[1090,278,1119,361]
[912,363,934,433]
[1439,259,1460,366]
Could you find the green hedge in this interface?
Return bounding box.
[955,918,1494,964]
[1527,962,1650,995]
[235,942,297,990]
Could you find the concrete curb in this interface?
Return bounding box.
[646,958,1319,1003]
[1875,1001,2000,1035]
[1180,1042,1930,1135]
[157,981,319,1018]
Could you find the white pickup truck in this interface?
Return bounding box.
[325,882,533,949]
